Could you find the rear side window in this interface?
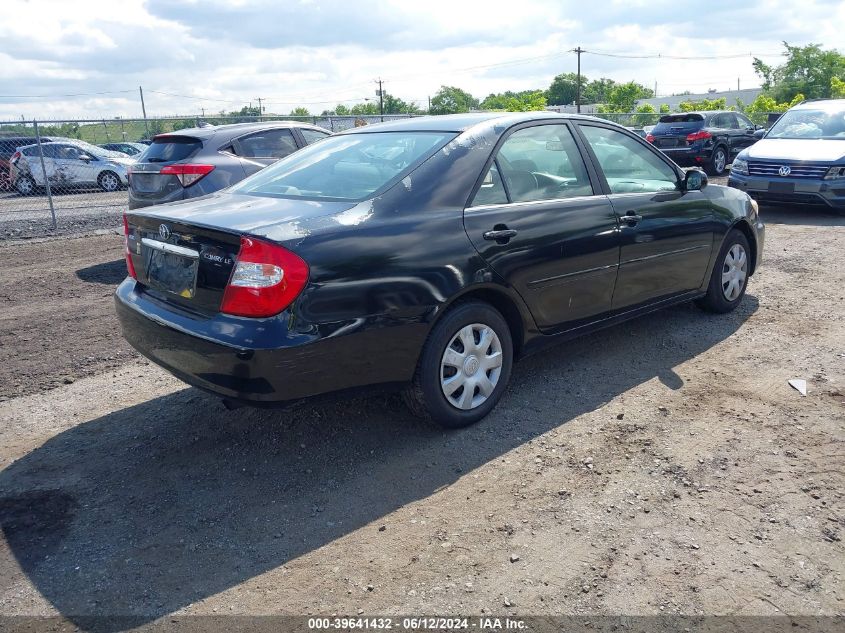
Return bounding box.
[235,129,298,159]
[141,136,202,162]
[301,128,331,145]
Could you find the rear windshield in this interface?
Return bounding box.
[140,136,202,163]
[657,114,705,124]
[230,131,454,201]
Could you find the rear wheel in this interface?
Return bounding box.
[15,175,36,196]
[403,301,513,429]
[98,171,121,192]
[706,146,728,176]
[696,228,750,313]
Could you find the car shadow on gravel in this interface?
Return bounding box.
[0,296,758,629]
[75,259,127,285]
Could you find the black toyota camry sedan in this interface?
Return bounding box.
[116,112,764,428]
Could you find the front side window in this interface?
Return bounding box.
[579,125,679,194]
[471,161,507,206]
[231,131,453,201]
[237,128,298,159]
[495,124,593,203]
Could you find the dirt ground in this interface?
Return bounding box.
[0,205,843,626]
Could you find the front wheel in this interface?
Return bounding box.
[696,229,750,313]
[403,301,513,429]
[98,171,121,192]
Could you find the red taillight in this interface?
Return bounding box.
[10,151,20,163]
[122,213,137,279]
[159,164,214,187]
[686,131,712,142]
[645,134,655,143]
[220,236,309,318]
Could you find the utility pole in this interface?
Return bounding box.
[573,46,583,113]
[139,86,149,137]
[737,77,740,91]
[376,78,384,122]
[428,95,431,113]
[255,97,264,116]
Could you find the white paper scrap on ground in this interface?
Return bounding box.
[788,379,807,396]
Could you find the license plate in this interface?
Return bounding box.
[656,138,677,148]
[768,181,795,194]
[146,246,199,298]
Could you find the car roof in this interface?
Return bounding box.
[336,111,603,135]
[791,98,845,112]
[153,120,328,142]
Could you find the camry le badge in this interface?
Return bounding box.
[158,224,171,240]
[778,165,791,177]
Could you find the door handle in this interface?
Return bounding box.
[621,212,643,226]
[483,228,518,243]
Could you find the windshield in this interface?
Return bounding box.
[766,107,845,140]
[230,131,454,201]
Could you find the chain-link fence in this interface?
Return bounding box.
[0,111,781,239]
[0,114,419,239]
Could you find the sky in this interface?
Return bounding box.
[0,0,843,121]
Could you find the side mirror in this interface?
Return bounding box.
[753,129,767,140]
[79,154,92,162]
[684,169,707,192]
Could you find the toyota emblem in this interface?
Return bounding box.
[778,165,791,177]
[158,223,171,240]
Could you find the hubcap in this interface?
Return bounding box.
[440,323,503,411]
[721,243,748,301]
[715,150,726,173]
[102,174,118,190]
[18,179,32,194]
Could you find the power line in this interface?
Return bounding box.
[581,49,786,60]
[0,89,136,99]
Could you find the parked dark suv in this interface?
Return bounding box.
[646,111,760,176]
[128,121,331,209]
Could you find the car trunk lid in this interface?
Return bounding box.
[125,192,359,314]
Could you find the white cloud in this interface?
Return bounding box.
[0,0,842,120]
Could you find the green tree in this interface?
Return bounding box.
[659,103,671,113]
[429,86,479,115]
[596,81,654,113]
[546,72,582,106]
[753,42,845,102]
[832,76,845,98]
[350,102,379,115]
[289,107,310,117]
[582,78,617,104]
[381,92,422,114]
[480,90,547,111]
[676,97,727,112]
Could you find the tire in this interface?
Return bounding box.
[695,228,751,313]
[98,171,121,192]
[15,175,36,196]
[402,301,514,429]
[706,146,728,176]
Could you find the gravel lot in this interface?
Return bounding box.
[0,203,843,626]
[0,189,125,240]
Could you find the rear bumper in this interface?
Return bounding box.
[657,147,710,166]
[728,172,845,210]
[114,278,423,403]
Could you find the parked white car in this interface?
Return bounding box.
[10,140,134,195]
